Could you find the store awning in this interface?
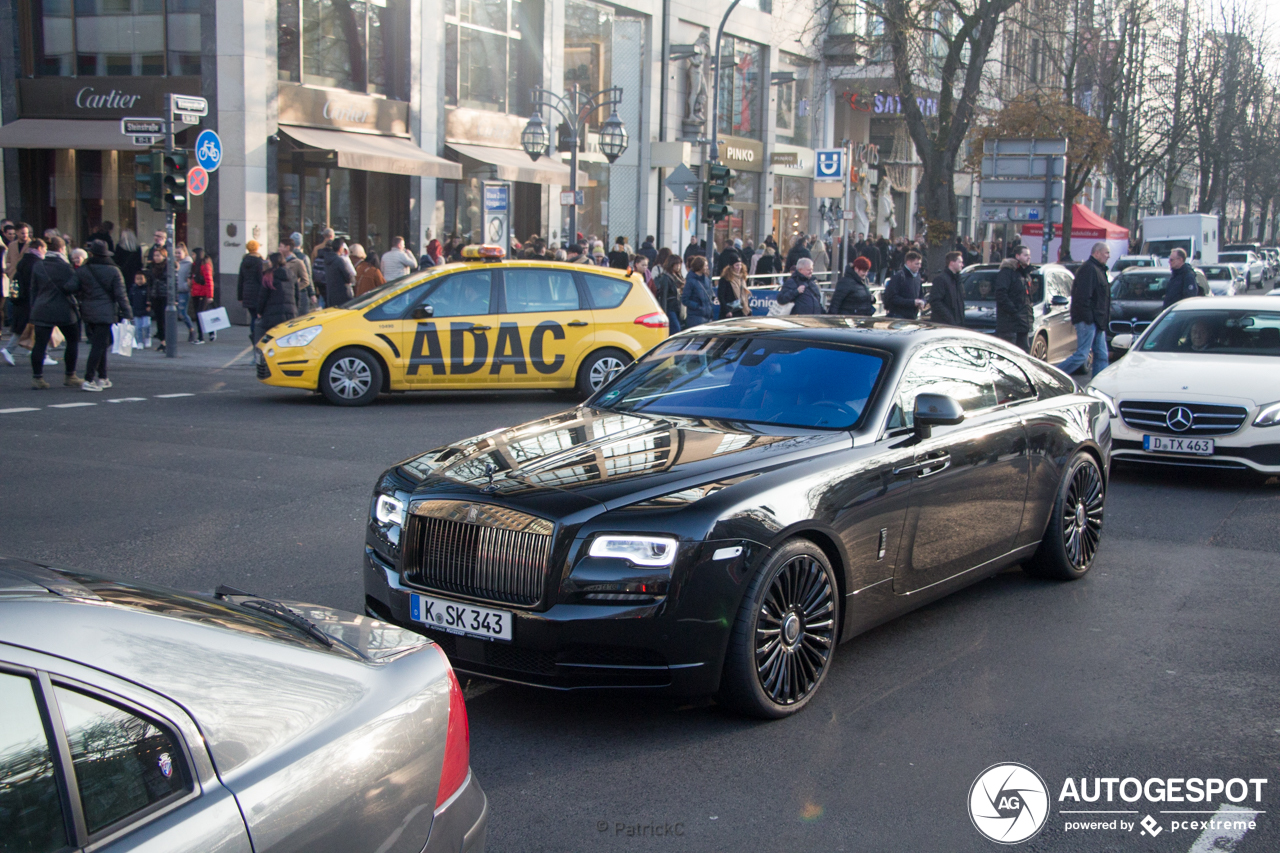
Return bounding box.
[0,119,147,150]
[446,143,587,185]
[280,125,461,178]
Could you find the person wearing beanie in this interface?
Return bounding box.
[238,240,265,341]
[828,256,875,316]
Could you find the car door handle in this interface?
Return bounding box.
[470,325,492,332]
[894,452,951,478]
[567,320,589,327]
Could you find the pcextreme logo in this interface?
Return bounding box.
[969,763,1050,844]
[969,763,1268,845]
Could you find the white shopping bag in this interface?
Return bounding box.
[111,320,134,357]
[198,306,231,335]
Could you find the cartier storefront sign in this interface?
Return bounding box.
[18,76,202,120]
[278,83,409,136]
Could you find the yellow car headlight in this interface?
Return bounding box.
[275,325,323,348]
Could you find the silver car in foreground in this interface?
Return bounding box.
[0,557,486,853]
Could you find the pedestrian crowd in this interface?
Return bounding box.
[0,219,225,392]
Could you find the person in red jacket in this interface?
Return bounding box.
[189,247,216,343]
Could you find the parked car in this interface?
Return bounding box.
[1092,297,1280,476]
[0,557,487,853]
[958,262,1077,361]
[364,318,1111,718]
[1198,263,1245,296]
[1219,251,1265,289]
[1110,255,1161,280]
[1107,267,1211,351]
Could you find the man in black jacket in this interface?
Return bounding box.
[28,237,83,389]
[1162,248,1198,307]
[883,251,925,319]
[994,246,1034,351]
[236,242,264,342]
[638,236,658,266]
[927,251,966,326]
[1057,242,1112,377]
[322,238,356,308]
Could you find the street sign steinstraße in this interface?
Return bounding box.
[121,117,165,136]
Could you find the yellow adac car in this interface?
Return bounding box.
[255,245,669,405]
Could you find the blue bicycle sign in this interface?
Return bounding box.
[195,130,222,172]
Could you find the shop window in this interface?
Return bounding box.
[564,0,610,126]
[26,0,199,78]
[278,0,406,97]
[715,37,763,142]
[445,0,540,115]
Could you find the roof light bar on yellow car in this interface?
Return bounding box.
[460,244,506,261]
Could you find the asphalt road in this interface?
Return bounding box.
[3,336,1277,853]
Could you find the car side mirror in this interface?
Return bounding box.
[913,393,965,439]
[1051,294,1070,306]
[410,304,434,320]
[1111,333,1133,350]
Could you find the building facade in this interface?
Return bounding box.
[1,0,832,316]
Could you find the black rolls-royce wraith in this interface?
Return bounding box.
[364,317,1111,717]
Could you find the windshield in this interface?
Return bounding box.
[1114,258,1155,272]
[1200,266,1234,280]
[1111,272,1170,300]
[342,269,435,311]
[1140,310,1280,356]
[1144,239,1191,258]
[595,335,888,429]
[1219,253,1251,264]
[961,269,1044,303]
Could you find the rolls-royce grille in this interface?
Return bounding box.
[403,500,553,606]
[1118,400,1249,437]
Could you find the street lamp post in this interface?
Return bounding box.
[705,0,745,272]
[522,85,627,247]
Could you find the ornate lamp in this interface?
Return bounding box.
[520,113,549,161]
[598,110,629,163]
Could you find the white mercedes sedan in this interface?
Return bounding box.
[1088,296,1280,475]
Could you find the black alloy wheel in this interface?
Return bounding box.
[718,540,838,718]
[1025,452,1105,580]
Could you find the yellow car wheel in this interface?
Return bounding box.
[320,347,384,407]
[576,348,632,398]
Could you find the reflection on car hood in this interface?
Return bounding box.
[399,406,852,509]
[1093,351,1280,407]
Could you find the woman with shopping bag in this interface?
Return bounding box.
[75,240,132,391]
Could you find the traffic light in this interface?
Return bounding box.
[163,149,189,211]
[701,163,734,223]
[134,151,163,212]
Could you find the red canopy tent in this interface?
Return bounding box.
[1021,203,1130,262]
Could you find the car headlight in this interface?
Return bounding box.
[275,325,323,348]
[374,494,407,528]
[588,535,679,567]
[1086,386,1119,418]
[1254,401,1280,427]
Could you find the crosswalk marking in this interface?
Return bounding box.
[108,397,147,403]
[154,393,195,398]
[2,392,204,413]
[0,407,39,414]
[47,402,97,409]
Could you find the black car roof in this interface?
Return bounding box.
[676,316,1010,357]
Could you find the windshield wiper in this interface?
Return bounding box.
[214,584,347,651]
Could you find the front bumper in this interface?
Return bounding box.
[362,546,734,697]
[1109,418,1280,473]
[255,338,323,390]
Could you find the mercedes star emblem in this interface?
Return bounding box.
[1166,406,1194,432]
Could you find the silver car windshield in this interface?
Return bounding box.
[1140,310,1280,356]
